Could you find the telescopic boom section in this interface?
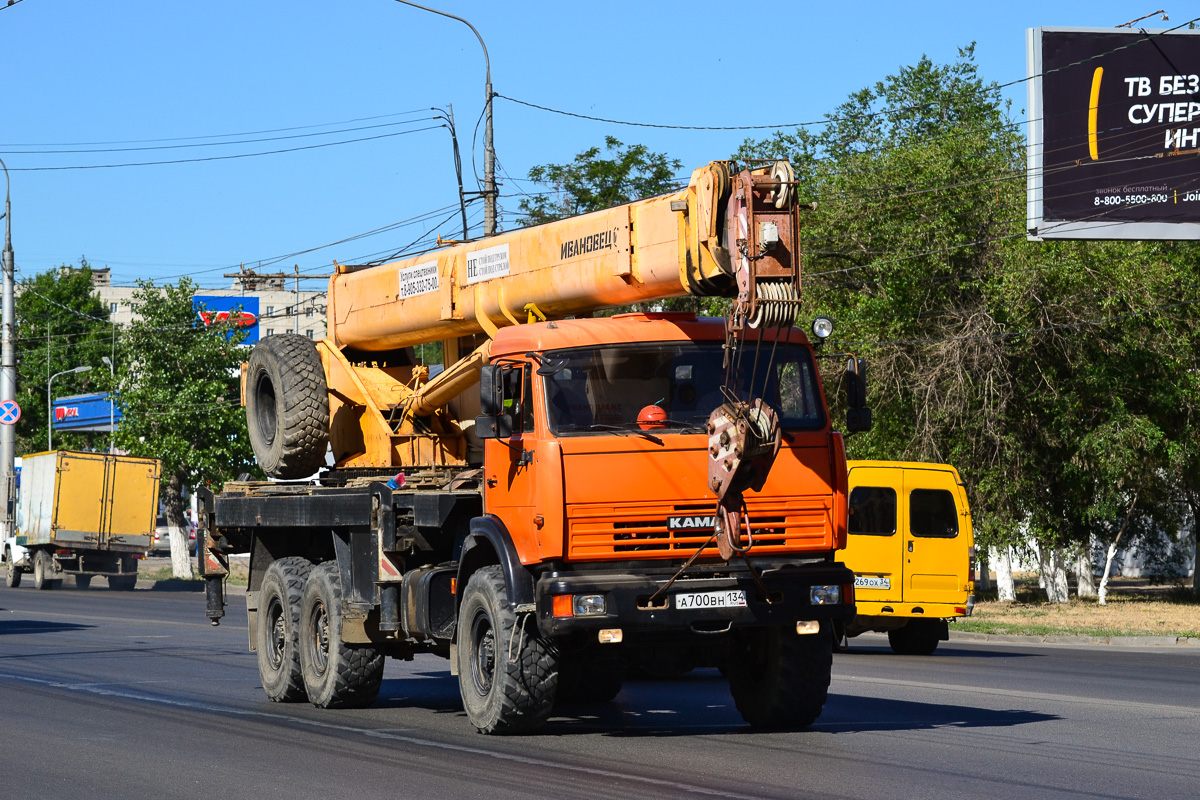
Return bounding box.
[325,160,802,352]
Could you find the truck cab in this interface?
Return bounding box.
[838,461,975,654]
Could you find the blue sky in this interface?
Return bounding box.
[0,1,1183,289]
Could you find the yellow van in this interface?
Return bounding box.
[838,461,975,654]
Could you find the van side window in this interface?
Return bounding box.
[848,486,896,536]
[910,489,959,538]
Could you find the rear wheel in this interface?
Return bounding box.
[727,623,833,729]
[74,574,93,590]
[298,562,384,709]
[33,550,59,590]
[245,335,330,479]
[5,549,20,588]
[256,556,313,703]
[888,620,942,655]
[107,574,137,591]
[457,565,557,733]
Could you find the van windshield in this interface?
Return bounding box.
[542,341,825,436]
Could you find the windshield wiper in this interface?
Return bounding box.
[560,423,664,446]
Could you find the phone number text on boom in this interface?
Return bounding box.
[1094,194,1170,206]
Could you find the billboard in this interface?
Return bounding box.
[1027,26,1200,240]
[52,392,121,433]
[193,295,260,343]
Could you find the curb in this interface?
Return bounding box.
[949,630,1200,648]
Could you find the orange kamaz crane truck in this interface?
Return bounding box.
[197,160,870,733]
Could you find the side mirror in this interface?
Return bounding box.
[475,364,513,439]
[845,357,872,433]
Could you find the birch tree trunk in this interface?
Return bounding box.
[994,546,1016,602]
[1097,541,1120,605]
[1040,546,1068,603]
[976,553,992,592]
[1075,537,1097,598]
[1051,548,1070,602]
[164,471,194,579]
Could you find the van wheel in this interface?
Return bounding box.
[33,550,58,590]
[5,550,20,588]
[888,620,943,655]
[727,623,832,729]
[256,556,313,702]
[556,656,622,704]
[457,565,557,733]
[299,562,384,709]
[245,334,330,480]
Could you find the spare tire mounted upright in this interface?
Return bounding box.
[245,334,330,480]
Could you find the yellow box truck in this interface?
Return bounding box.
[2,451,160,590]
[837,461,975,654]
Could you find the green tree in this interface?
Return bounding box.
[518,136,681,226]
[15,260,113,454]
[738,46,1200,599]
[114,278,257,577]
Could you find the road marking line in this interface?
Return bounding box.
[0,670,766,799]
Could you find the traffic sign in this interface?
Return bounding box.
[0,400,20,425]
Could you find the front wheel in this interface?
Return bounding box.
[727,623,833,729]
[456,565,557,734]
[4,550,20,588]
[298,562,384,709]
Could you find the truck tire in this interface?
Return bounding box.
[298,562,384,709]
[556,657,622,705]
[5,550,20,588]
[888,620,942,655]
[107,575,137,591]
[33,549,60,590]
[727,623,833,729]
[75,574,93,589]
[245,334,330,480]
[257,556,313,703]
[457,565,557,733]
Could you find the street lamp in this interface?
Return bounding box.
[391,0,496,236]
[48,365,92,451]
[101,356,114,453]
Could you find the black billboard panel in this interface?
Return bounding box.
[1027,27,1200,239]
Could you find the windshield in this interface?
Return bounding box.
[543,341,826,436]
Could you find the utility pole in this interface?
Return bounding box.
[293,265,300,335]
[0,157,16,540]
[392,1,497,236]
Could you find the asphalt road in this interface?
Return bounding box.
[1,583,1197,800]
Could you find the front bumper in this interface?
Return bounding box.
[535,562,855,640]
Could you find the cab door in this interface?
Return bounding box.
[901,467,968,605]
[844,464,903,603]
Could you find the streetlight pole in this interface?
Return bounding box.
[101,356,114,453]
[48,365,92,451]
[0,157,15,540]
[391,1,497,236]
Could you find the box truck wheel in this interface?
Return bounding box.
[457,565,557,734]
[33,549,60,590]
[107,575,137,591]
[75,574,93,589]
[245,334,330,480]
[256,556,313,702]
[727,623,833,729]
[298,562,383,709]
[4,549,20,588]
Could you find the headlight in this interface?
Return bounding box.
[810,585,841,605]
[573,594,607,616]
[811,316,834,340]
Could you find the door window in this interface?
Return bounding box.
[848,486,897,536]
[909,489,959,538]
